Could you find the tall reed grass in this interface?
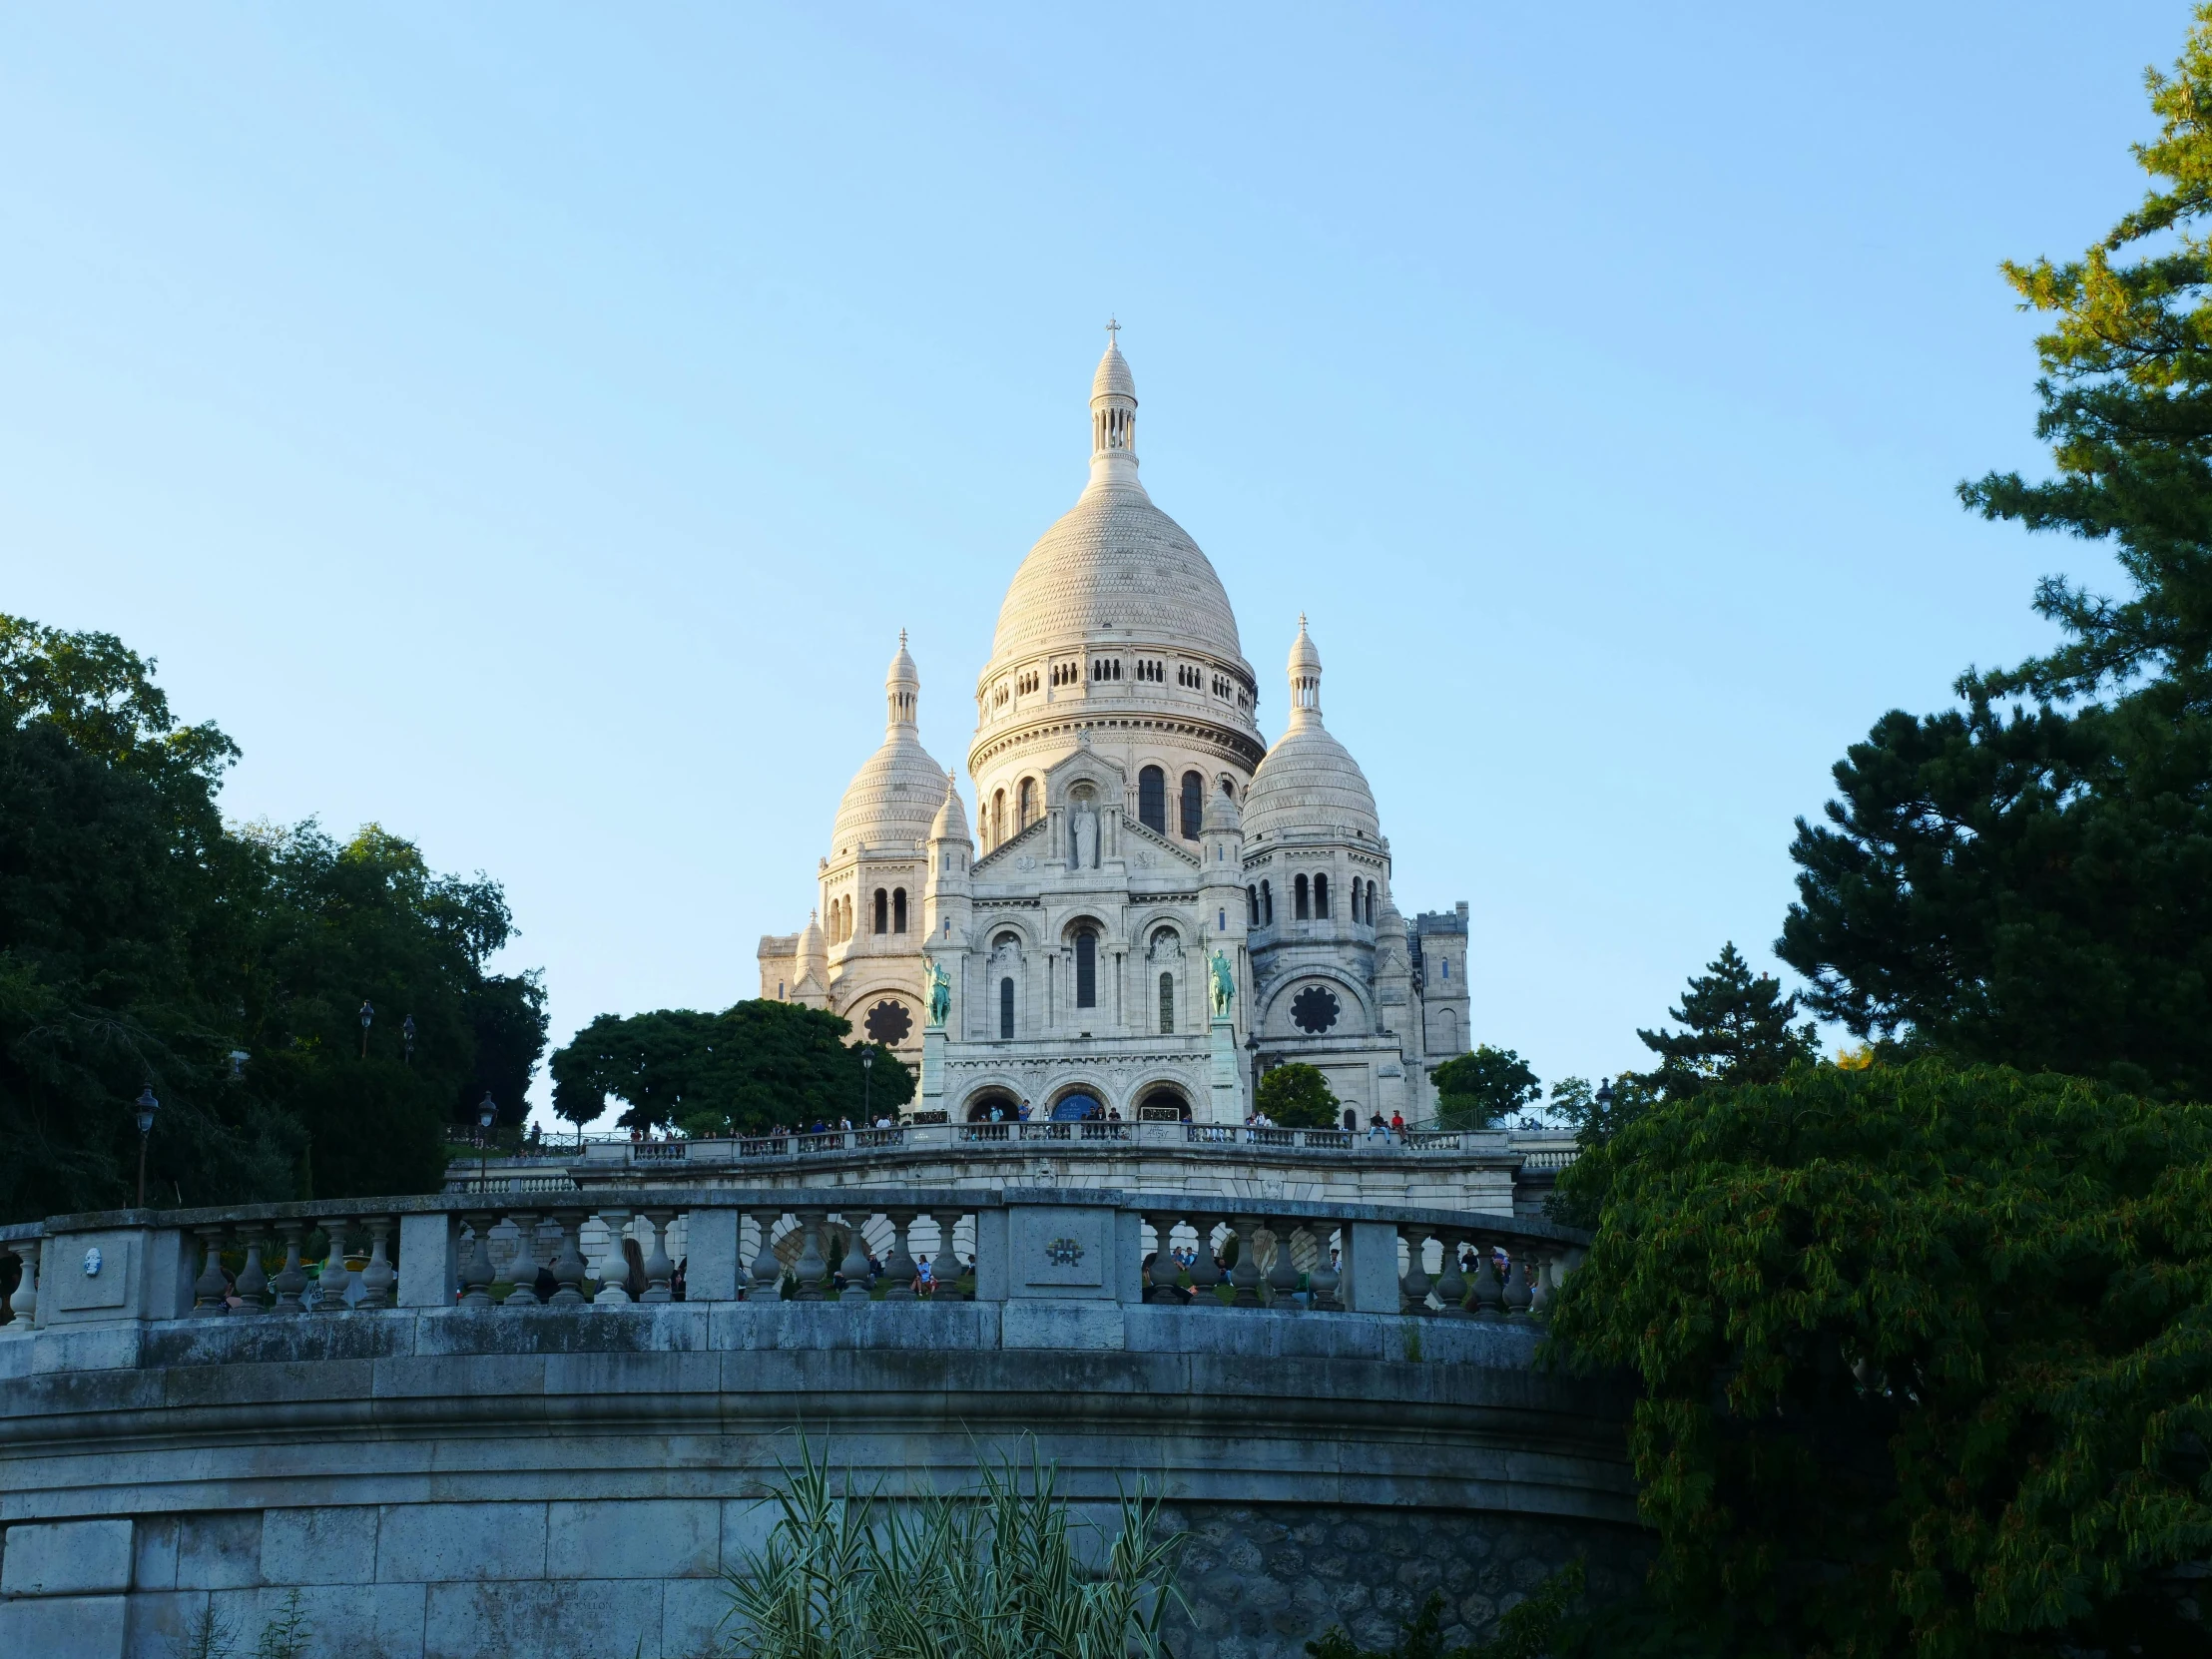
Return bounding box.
[718,1439,1186,1659]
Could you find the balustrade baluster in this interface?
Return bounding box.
[235,1231,271,1313]
[1432,1231,1470,1318]
[1264,1219,1301,1308]
[459,1213,498,1308]
[1398,1226,1434,1315]
[592,1209,633,1305]
[1146,1214,1183,1305]
[358,1218,396,1311]
[749,1212,786,1300]
[315,1220,353,1313]
[548,1211,589,1306]
[272,1221,308,1314]
[1228,1215,1265,1308]
[640,1210,676,1303]
[503,1210,545,1306]
[791,1211,830,1301]
[1469,1242,1506,1321]
[1304,1224,1340,1311]
[836,1213,873,1305]
[1186,1216,1224,1307]
[882,1210,917,1301]
[7,1239,40,1325]
[928,1211,963,1299]
[1503,1254,1535,1321]
[191,1227,227,1315]
[1526,1253,1554,1318]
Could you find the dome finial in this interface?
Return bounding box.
[1090,324,1138,474]
[885,633,920,729]
[1288,616,1324,724]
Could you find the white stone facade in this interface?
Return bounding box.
[758,335,1470,1124]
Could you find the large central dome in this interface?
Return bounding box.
[986,339,1247,673]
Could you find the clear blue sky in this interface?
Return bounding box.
[2,4,2189,1121]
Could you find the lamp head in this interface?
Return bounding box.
[477,1092,497,1130]
[135,1085,160,1136]
[359,1000,374,1029]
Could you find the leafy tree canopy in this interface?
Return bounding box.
[1431,1045,1541,1129]
[0,615,546,1221]
[1256,1061,1338,1128]
[1633,943,1818,1104]
[1781,16,2212,1100]
[1547,1062,2212,1658]
[549,999,911,1137]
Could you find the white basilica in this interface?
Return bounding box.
[757,334,1471,1125]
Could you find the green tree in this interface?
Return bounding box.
[1256,1061,1338,1128]
[0,615,546,1221]
[1430,1045,1540,1129]
[1782,13,2212,1100]
[549,999,910,1136]
[1633,943,1817,1103]
[1547,1062,2212,1657]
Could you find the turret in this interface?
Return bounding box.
[922,771,974,950]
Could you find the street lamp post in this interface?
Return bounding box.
[861,1047,874,1125]
[358,1001,374,1060]
[134,1087,160,1208]
[401,1014,415,1066]
[477,1092,497,1195]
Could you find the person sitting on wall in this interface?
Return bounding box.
[1389,1110,1405,1141]
[1367,1112,1388,1142]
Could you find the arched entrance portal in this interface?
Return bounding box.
[1048,1089,1106,1122]
[964,1089,1021,1124]
[1138,1086,1192,1122]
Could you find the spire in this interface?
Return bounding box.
[928,768,970,843]
[885,632,919,729]
[1288,615,1323,725]
[1089,322,1139,483]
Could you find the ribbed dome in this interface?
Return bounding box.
[1244,724,1381,840]
[831,729,947,853]
[832,639,948,854]
[928,771,970,842]
[989,478,1245,666]
[1092,338,1135,401]
[1244,617,1380,839]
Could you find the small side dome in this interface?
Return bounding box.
[1244,616,1381,840]
[832,636,947,852]
[1200,778,1243,835]
[929,770,970,843]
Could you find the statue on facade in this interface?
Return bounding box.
[1070,799,1098,869]
[1208,949,1236,1019]
[925,958,951,1029]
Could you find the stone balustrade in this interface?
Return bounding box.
[0,1186,1585,1349]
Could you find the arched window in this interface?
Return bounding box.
[1295,873,1311,920]
[873,888,888,934]
[1137,766,1166,834]
[1075,928,1097,1009]
[1247,884,1259,925]
[999,977,1015,1039]
[991,790,1005,847]
[1368,880,1378,922]
[1314,873,1330,919]
[1349,880,1362,923]
[1017,778,1037,830]
[892,888,907,934]
[1179,771,1203,839]
[1159,971,1175,1034]
[1262,879,1274,925]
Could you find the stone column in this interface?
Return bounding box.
[791,1212,830,1301]
[639,1210,676,1303]
[548,1211,589,1306]
[235,1231,271,1313]
[190,1228,227,1315]
[1186,1216,1225,1308]
[459,1215,499,1308]
[749,1212,786,1300]
[1264,1220,1302,1308]
[1145,1214,1183,1305]
[272,1221,308,1314]
[502,1210,544,1306]
[1304,1224,1341,1311]
[1398,1226,1433,1315]
[7,1239,41,1325]
[1208,1016,1241,1123]
[592,1209,633,1305]
[315,1220,353,1313]
[928,1212,963,1299]
[359,1217,397,1310]
[1432,1232,1470,1318]
[882,1210,918,1301]
[837,1213,873,1305]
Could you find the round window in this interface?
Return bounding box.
[864,1000,913,1045]
[1290,984,1341,1034]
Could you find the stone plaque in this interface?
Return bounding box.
[1012,1207,1107,1291]
[53,1235,132,1313]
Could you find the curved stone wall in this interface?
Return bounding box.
[2,1304,1638,1659]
